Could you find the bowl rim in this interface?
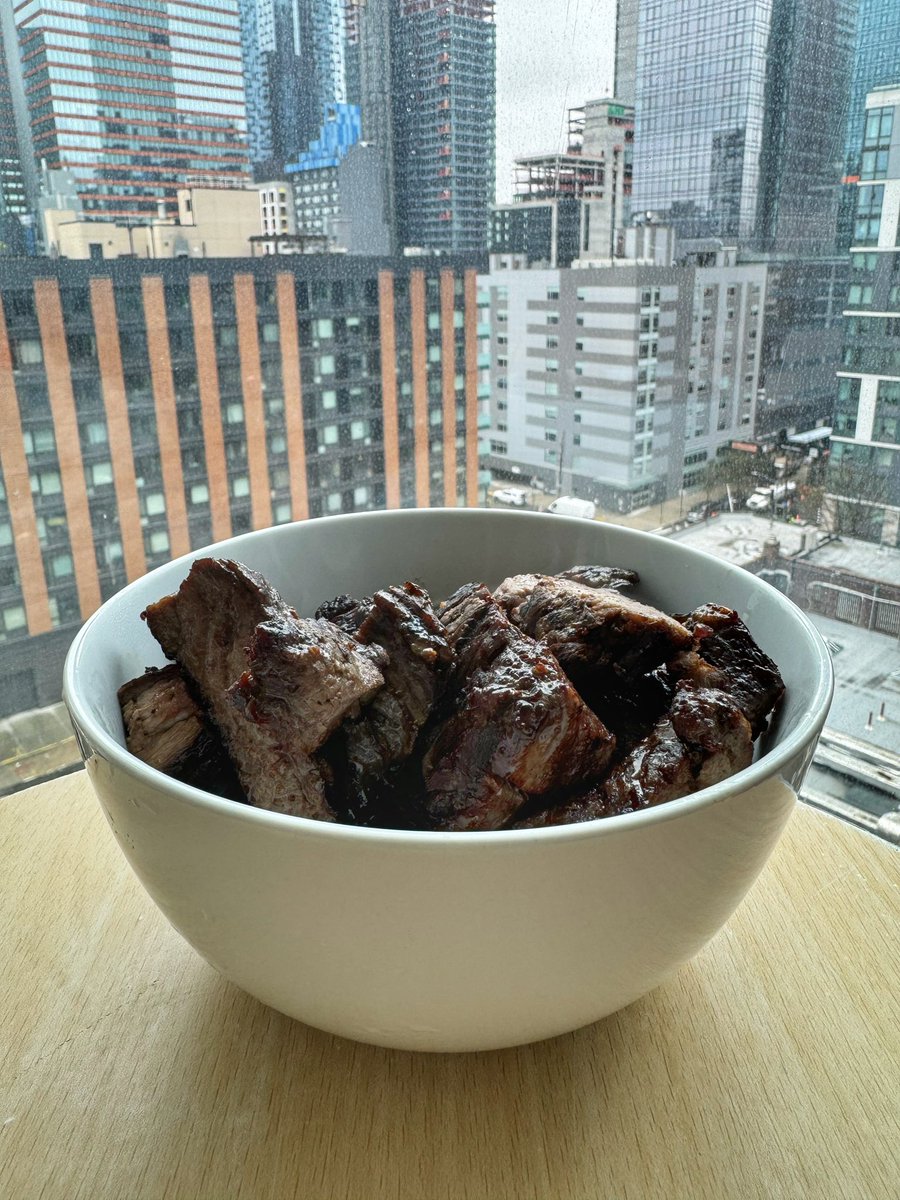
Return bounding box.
[63,508,834,847]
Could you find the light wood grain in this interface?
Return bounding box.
[2,773,898,1200]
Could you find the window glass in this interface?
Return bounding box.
[0,0,894,843]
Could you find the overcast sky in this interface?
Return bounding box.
[494,0,617,201]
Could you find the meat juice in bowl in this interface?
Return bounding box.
[63,510,833,1051]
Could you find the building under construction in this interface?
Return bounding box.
[492,99,633,267]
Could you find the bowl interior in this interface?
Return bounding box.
[65,509,832,810]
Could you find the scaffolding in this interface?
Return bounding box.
[398,0,494,18]
[512,153,607,202]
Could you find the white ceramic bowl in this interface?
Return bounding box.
[64,510,832,1052]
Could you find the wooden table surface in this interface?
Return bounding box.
[2,772,899,1200]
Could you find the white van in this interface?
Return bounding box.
[546,496,597,520]
[746,481,795,511]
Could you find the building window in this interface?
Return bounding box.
[2,605,26,632]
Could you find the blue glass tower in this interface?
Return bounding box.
[239,0,347,176]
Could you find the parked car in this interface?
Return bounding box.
[546,496,597,520]
[492,487,528,507]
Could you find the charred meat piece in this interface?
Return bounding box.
[314,593,368,636]
[117,664,244,801]
[422,588,616,831]
[557,564,639,592]
[512,785,635,829]
[345,582,454,774]
[229,616,386,755]
[143,558,385,821]
[516,683,752,829]
[599,685,753,814]
[494,573,692,683]
[324,583,455,826]
[670,604,785,738]
[439,581,515,685]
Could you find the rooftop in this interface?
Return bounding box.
[803,537,900,586]
[669,513,812,564]
[806,612,900,758]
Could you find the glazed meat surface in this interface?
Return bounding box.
[557,564,639,592]
[600,685,753,813]
[117,664,243,800]
[314,593,367,636]
[670,604,785,738]
[341,582,454,776]
[516,685,751,827]
[321,583,455,826]
[421,585,616,831]
[131,558,782,832]
[494,573,692,682]
[143,558,384,821]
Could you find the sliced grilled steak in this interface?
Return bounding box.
[494,573,692,683]
[440,581,515,685]
[117,664,244,801]
[143,558,385,821]
[670,604,785,738]
[422,587,616,831]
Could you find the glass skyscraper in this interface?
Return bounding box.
[844,0,900,176]
[239,0,347,176]
[837,0,900,249]
[391,0,496,253]
[628,0,855,253]
[829,85,900,545]
[6,0,251,220]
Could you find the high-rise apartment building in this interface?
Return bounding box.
[0,253,482,714]
[627,0,855,253]
[837,0,900,249]
[480,249,765,511]
[754,256,848,436]
[4,1,251,221]
[239,0,347,176]
[827,86,900,547]
[391,0,496,253]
